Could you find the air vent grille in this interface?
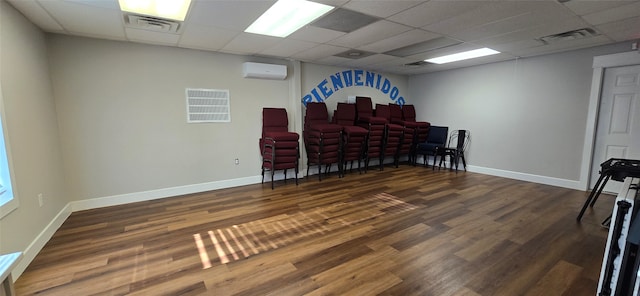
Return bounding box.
[124,14,181,33]
[538,28,598,44]
[186,88,231,123]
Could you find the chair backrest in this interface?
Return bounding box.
[304,102,329,130]
[375,104,391,121]
[334,103,357,126]
[449,130,470,151]
[402,105,417,122]
[389,104,403,122]
[427,126,448,146]
[355,96,374,120]
[262,108,289,137]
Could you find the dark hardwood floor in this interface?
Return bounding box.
[15,165,614,295]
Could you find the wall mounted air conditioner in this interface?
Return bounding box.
[242,62,287,80]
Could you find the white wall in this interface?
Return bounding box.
[409,42,631,185]
[48,35,292,202]
[0,0,69,272]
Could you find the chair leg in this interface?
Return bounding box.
[271,169,275,190]
[261,167,265,184]
[284,169,288,184]
[577,173,609,221]
[461,155,467,171]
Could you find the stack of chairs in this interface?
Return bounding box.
[333,103,368,175]
[389,104,430,165]
[374,104,406,168]
[401,104,430,164]
[355,97,388,171]
[260,108,300,189]
[303,102,343,180]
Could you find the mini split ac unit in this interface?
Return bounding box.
[242,62,287,80]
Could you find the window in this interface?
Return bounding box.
[0,90,17,219]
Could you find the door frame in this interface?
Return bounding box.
[579,51,640,190]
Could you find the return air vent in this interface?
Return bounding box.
[538,28,598,44]
[124,14,181,33]
[186,88,231,123]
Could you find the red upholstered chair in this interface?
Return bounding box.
[401,104,430,165]
[376,104,409,168]
[333,103,368,174]
[304,102,343,180]
[260,108,300,189]
[389,104,429,165]
[355,97,387,171]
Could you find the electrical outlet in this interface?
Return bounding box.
[235,158,240,165]
[38,193,44,207]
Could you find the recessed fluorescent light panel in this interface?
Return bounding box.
[425,48,500,64]
[245,0,334,38]
[118,0,192,21]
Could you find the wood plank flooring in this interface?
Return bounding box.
[15,165,615,295]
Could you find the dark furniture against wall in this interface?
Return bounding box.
[414,125,448,169]
[389,104,430,166]
[333,103,368,175]
[438,129,470,172]
[303,102,343,180]
[260,108,300,189]
[375,104,406,168]
[355,97,387,171]
[400,104,431,163]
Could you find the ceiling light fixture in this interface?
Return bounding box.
[118,0,192,21]
[245,0,333,38]
[425,48,500,64]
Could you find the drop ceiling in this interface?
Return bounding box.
[7,0,640,75]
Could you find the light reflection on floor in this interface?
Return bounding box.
[193,192,418,268]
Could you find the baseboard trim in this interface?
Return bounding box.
[467,165,582,190]
[70,175,262,212]
[12,203,72,280]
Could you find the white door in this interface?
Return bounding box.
[591,65,640,193]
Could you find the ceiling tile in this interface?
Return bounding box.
[563,0,635,16]
[311,8,379,33]
[473,16,589,48]
[291,44,348,61]
[7,0,64,32]
[449,3,578,42]
[358,29,441,54]
[38,0,125,39]
[582,1,640,26]
[328,20,412,48]
[512,35,611,58]
[188,0,274,31]
[221,33,281,55]
[259,39,321,58]
[178,23,238,51]
[288,25,346,43]
[342,0,423,18]
[596,16,640,42]
[125,28,180,45]
[340,53,395,66]
[388,1,485,28]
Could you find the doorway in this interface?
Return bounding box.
[589,63,640,193]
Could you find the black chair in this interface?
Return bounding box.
[438,130,470,172]
[414,126,448,169]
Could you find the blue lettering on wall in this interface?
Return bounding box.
[365,72,375,87]
[330,73,343,92]
[354,69,364,86]
[302,69,407,106]
[342,71,353,87]
[318,79,333,99]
